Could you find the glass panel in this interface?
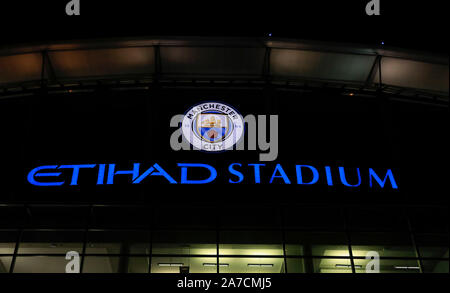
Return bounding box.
[270,49,375,82]
[313,245,350,257]
[415,234,449,258]
[0,53,43,84]
[83,256,120,273]
[0,230,17,254]
[313,258,352,273]
[154,206,216,230]
[0,207,25,228]
[350,232,415,258]
[376,57,449,92]
[284,207,345,231]
[29,206,88,228]
[18,230,84,254]
[408,207,449,233]
[0,257,12,273]
[48,48,155,79]
[128,257,150,273]
[219,257,285,273]
[13,256,68,273]
[285,244,303,256]
[219,207,281,229]
[219,244,283,256]
[286,258,306,273]
[422,260,449,273]
[285,232,349,257]
[152,230,216,255]
[91,206,151,229]
[86,230,149,255]
[151,257,218,273]
[219,231,283,256]
[160,47,265,76]
[355,258,422,273]
[83,256,149,273]
[347,207,409,232]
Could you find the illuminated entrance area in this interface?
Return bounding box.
[0,204,448,273]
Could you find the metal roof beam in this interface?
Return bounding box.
[365,55,382,89]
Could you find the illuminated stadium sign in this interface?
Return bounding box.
[27,163,398,189]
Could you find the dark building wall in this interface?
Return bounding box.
[0,85,448,273]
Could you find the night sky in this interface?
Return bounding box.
[0,0,447,53]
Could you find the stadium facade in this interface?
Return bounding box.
[0,37,448,273]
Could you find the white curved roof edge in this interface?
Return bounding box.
[0,36,448,65]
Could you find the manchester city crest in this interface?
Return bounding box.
[182,102,244,151]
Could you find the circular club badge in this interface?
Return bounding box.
[182,101,244,152]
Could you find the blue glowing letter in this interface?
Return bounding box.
[338,167,361,187]
[107,163,140,184]
[296,165,319,185]
[97,164,106,185]
[178,163,217,184]
[27,165,64,186]
[228,163,244,183]
[59,164,96,186]
[325,166,333,186]
[269,164,291,184]
[369,168,398,189]
[248,163,265,184]
[133,163,177,184]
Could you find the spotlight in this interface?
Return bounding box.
[203,263,229,267]
[158,263,184,267]
[394,266,420,270]
[335,264,362,269]
[248,264,274,268]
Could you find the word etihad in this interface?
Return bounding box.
[27,163,398,189]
